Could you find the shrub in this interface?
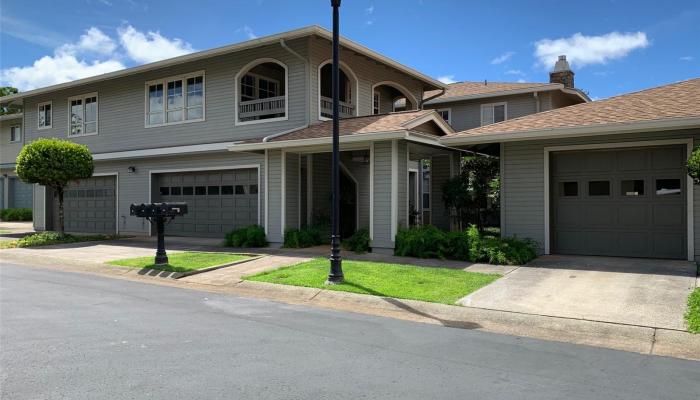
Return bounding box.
[224,225,267,248]
[343,229,371,253]
[395,225,447,259]
[283,226,323,248]
[394,224,538,265]
[0,208,32,221]
[688,147,700,184]
[12,232,111,248]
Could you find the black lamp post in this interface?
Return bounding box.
[326,0,344,284]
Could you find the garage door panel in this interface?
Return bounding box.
[584,205,616,226]
[52,175,117,235]
[618,205,649,226]
[552,145,686,259]
[652,204,685,226]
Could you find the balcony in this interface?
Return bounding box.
[320,96,355,119]
[239,96,286,121]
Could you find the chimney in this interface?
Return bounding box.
[549,55,575,88]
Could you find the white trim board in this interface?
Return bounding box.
[369,142,374,240]
[542,138,694,261]
[391,140,398,241]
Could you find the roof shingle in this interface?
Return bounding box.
[425,81,555,101]
[449,78,700,138]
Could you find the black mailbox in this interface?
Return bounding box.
[130,202,188,265]
[130,202,188,218]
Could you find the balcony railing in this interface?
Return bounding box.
[239,96,286,120]
[320,96,355,119]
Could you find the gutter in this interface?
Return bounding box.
[424,84,567,106]
[440,116,700,146]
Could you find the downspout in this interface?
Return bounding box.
[533,91,540,113]
[262,38,310,143]
[420,87,446,109]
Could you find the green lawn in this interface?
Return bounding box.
[108,251,252,273]
[245,258,500,305]
[687,288,700,333]
[0,230,10,234]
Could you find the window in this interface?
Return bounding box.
[437,108,451,124]
[182,186,194,196]
[38,101,52,129]
[68,93,98,136]
[170,187,182,196]
[655,179,681,195]
[373,91,380,114]
[146,72,205,127]
[207,186,220,195]
[240,74,280,100]
[221,185,234,195]
[235,185,246,195]
[559,182,578,197]
[621,180,644,196]
[195,186,206,195]
[159,187,170,196]
[480,102,507,126]
[10,125,21,142]
[588,181,610,196]
[392,97,407,112]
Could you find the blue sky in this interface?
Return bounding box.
[1,0,698,99]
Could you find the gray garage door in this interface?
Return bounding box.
[155,169,259,237]
[9,177,33,209]
[551,145,687,259]
[53,176,116,234]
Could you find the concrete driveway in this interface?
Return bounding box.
[459,255,698,331]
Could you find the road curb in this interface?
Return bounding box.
[2,251,698,361]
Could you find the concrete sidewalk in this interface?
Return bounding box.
[1,245,699,362]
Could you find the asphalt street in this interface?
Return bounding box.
[1,262,698,400]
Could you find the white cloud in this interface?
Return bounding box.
[60,27,117,56]
[491,51,515,64]
[0,14,69,48]
[680,56,694,61]
[1,25,196,90]
[505,69,524,76]
[516,78,527,83]
[118,25,194,64]
[534,31,649,68]
[0,53,125,91]
[366,5,375,14]
[437,75,457,84]
[237,25,258,40]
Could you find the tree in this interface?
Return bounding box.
[441,156,499,231]
[16,138,94,234]
[687,147,700,184]
[0,87,22,115]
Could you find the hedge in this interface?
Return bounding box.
[0,208,32,221]
[224,225,267,247]
[395,224,537,265]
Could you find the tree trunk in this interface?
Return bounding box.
[57,187,65,235]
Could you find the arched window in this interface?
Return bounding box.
[318,60,358,120]
[235,58,288,125]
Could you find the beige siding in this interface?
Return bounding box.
[502,128,700,258]
[22,38,309,155]
[0,117,23,167]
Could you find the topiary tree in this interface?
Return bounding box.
[16,138,94,234]
[687,147,700,184]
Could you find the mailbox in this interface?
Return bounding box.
[130,202,188,265]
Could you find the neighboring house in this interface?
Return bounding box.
[0,113,33,212]
[418,55,589,223]
[0,26,454,253]
[443,78,700,261]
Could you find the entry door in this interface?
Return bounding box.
[551,145,687,259]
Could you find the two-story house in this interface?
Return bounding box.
[0,113,33,211]
[0,26,598,253]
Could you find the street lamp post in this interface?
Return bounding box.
[326,0,344,284]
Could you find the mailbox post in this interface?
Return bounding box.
[130,202,188,265]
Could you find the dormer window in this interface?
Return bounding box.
[480,102,507,126]
[68,93,98,136]
[372,82,417,114]
[236,59,287,125]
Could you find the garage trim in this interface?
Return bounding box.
[148,164,261,236]
[543,138,693,260]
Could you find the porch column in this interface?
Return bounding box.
[371,139,408,253]
[265,149,283,245]
[283,151,301,232]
